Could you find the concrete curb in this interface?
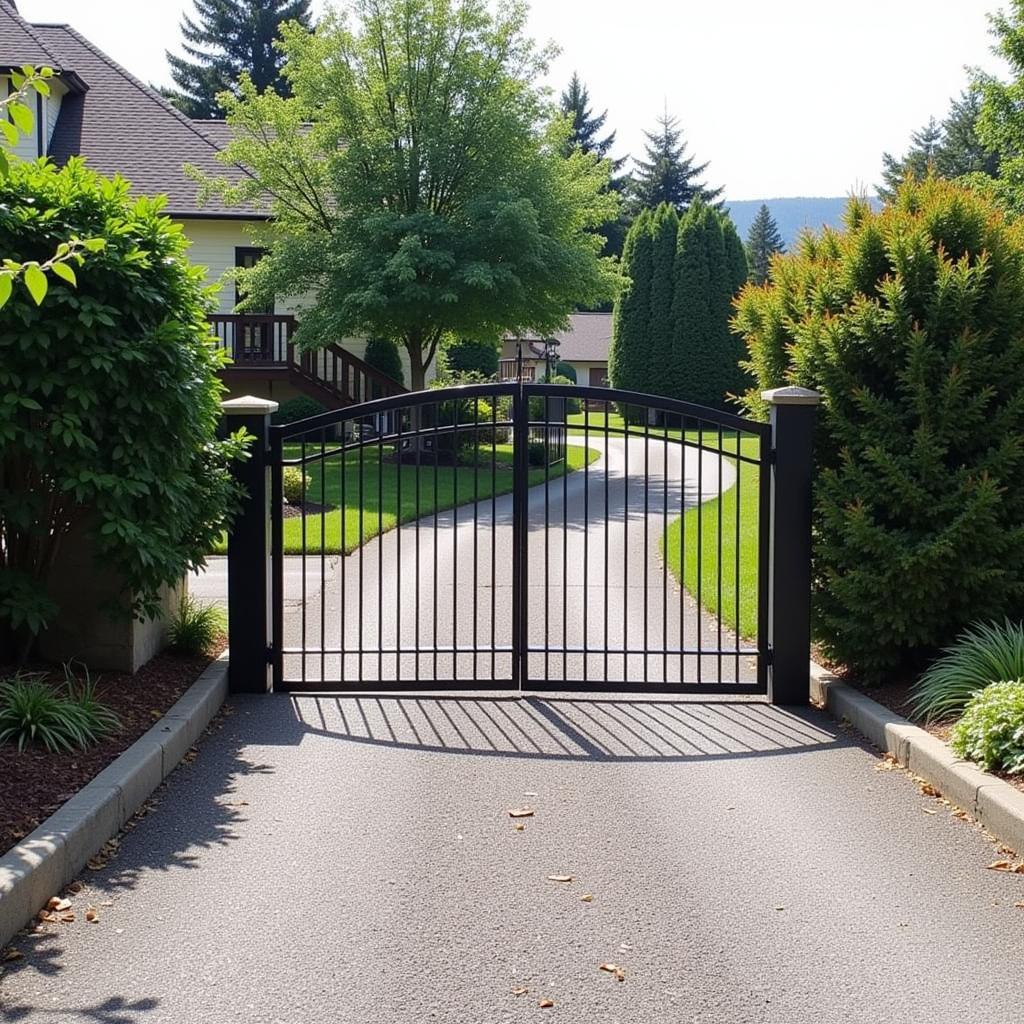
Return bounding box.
[810,662,1024,856]
[0,652,228,948]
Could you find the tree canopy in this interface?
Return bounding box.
[629,109,722,215]
[165,0,313,119]
[199,0,619,390]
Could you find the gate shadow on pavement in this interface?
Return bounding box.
[287,694,842,762]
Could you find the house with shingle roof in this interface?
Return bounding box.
[500,313,612,389]
[0,0,404,409]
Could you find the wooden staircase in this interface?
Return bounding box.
[209,314,407,407]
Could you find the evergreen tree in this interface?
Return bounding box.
[560,73,628,261]
[646,203,680,395]
[744,203,785,286]
[609,209,655,402]
[165,0,313,119]
[669,202,748,409]
[630,109,722,215]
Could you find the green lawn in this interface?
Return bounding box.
[661,434,762,640]
[214,442,599,556]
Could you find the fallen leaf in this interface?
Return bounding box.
[525,791,538,797]
[86,857,106,872]
[919,782,939,797]
[1015,901,1024,909]
[1013,864,1024,875]
[508,807,534,818]
[59,912,74,924]
[85,907,99,924]
[514,824,526,833]
[538,998,554,1009]
[951,808,969,820]
[614,968,626,982]
[599,963,619,974]
[511,987,528,996]
[988,861,1013,872]
[36,911,55,924]
[580,894,594,903]
[618,944,633,952]
[922,807,937,815]
[67,881,84,895]
[2,948,23,962]
[51,898,71,913]
[774,906,785,911]
[547,875,573,883]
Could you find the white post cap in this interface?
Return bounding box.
[221,395,280,415]
[761,386,821,406]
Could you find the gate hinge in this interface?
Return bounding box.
[765,646,774,666]
[265,645,274,665]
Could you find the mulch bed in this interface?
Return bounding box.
[282,500,329,518]
[0,641,225,857]
[815,650,1024,796]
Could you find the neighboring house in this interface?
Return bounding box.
[0,0,405,410]
[500,313,611,389]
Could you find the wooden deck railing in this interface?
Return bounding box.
[209,314,407,405]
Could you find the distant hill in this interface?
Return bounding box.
[725,196,882,248]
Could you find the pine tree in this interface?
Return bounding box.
[165,0,313,119]
[609,209,655,402]
[879,118,942,200]
[560,73,628,260]
[668,202,748,409]
[744,204,784,286]
[630,109,722,215]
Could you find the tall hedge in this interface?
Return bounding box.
[647,203,680,395]
[734,179,1024,680]
[0,159,247,660]
[669,201,748,409]
[608,208,654,397]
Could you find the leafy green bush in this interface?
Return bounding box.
[911,620,1024,721]
[273,397,326,425]
[440,337,499,379]
[555,361,577,384]
[282,467,312,504]
[0,669,120,753]
[950,680,1024,774]
[735,178,1024,681]
[364,337,405,397]
[0,159,248,660]
[167,594,226,657]
[527,441,548,467]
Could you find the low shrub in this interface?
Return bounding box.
[527,441,548,467]
[282,467,312,504]
[949,680,1024,774]
[273,397,326,425]
[167,594,226,657]
[910,620,1024,721]
[0,667,120,753]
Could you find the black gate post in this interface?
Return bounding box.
[511,383,529,690]
[222,395,278,694]
[763,387,821,705]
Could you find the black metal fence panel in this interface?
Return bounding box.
[268,382,771,694]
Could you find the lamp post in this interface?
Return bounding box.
[543,337,560,382]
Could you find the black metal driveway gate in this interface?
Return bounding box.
[223,382,819,704]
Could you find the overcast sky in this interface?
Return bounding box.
[18,0,1007,199]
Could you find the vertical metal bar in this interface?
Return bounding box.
[512,383,528,689]
[562,391,569,685]
[583,403,590,684]
[340,419,347,685]
[735,431,742,685]
[544,390,550,686]
[473,397,479,685]
[491,396,497,683]
[696,419,703,686]
[603,400,609,684]
[643,412,649,686]
[415,402,421,686]
[300,435,307,688]
[717,423,724,685]
[433,401,440,683]
[396,406,403,684]
[320,427,327,685]
[622,406,629,682]
[378,421,384,684]
[452,398,459,682]
[663,416,669,684]
[358,424,364,685]
[757,431,772,692]
[270,428,284,690]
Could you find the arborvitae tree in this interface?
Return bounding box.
[165,0,313,119]
[744,204,785,285]
[646,203,680,395]
[630,109,722,215]
[668,202,748,409]
[609,209,655,400]
[736,180,1024,680]
[364,336,405,386]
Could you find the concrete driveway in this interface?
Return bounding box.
[2,694,1023,1022]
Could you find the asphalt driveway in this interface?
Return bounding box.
[2,693,1023,1023]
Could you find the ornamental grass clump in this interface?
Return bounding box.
[949,680,1024,774]
[910,619,1024,721]
[734,178,1024,681]
[167,594,226,658]
[0,666,119,753]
